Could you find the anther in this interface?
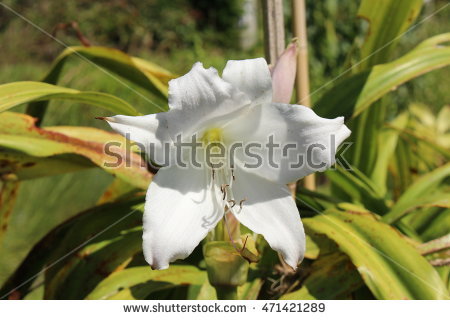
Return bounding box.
[221,184,230,200]
[231,169,235,181]
[212,169,215,180]
[239,198,247,210]
[228,200,236,208]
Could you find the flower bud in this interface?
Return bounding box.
[203,241,249,287]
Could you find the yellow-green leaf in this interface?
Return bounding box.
[357,0,423,68]
[0,112,151,189]
[315,34,450,119]
[281,253,363,300]
[0,81,139,116]
[305,208,449,299]
[355,34,450,117]
[383,163,450,224]
[86,266,207,300]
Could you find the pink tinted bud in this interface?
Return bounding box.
[271,43,298,104]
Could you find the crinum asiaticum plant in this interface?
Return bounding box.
[102,57,350,270]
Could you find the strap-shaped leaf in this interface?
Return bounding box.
[357,0,423,68]
[0,81,139,116]
[315,33,450,119]
[419,209,450,242]
[46,229,142,299]
[355,33,450,116]
[325,166,389,214]
[46,46,174,98]
[281,253,363,300]
[0,197,144,298]
[305,208,449,299]
[370,113,409,194]
[26,46,175,121]
[0,112,151,189]
[383,163,450,224]
[0,150,93,180]
[86,266,207,300]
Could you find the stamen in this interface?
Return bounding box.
[231,168,235,181]
[221,184,229,200]
[239,198,247,210]
[241,235,249,253]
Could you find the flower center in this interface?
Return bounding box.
[200,128,246,222]
[201,127,223,145]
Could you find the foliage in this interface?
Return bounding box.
[0,0,449,300]
[0,0,245,63]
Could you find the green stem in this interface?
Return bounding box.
[215,286,238,300]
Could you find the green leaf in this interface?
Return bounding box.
[296,186,340,216]
[420,209,450,242]
[389,125,450,160]
[383,163,450,224]
[0,197,144,298]
[86,266,207,300]
[403,206,447,239]
[238,278,264,300]
[391,137,415,196]
[45,229,142,299]
[354,34,450,117]
[50,46,174,98]
[0,150,94,180]
[280,253,363,300]
[436,266,450,292]
[0,81,139,116]
[316,34,450,178]
[325,166,389,214]
[96,178,140,205]
[187,281,217,300]
[357,0,423,68]
[0,112,151,189]
[304,233,320,260]
[305,208,449,299]
[26,46,174,121]
[312,71,370,120]
[315,34,450,119]
[0,181,20,246]
[370,113,409,194]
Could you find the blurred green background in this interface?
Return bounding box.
[0,0,448,297]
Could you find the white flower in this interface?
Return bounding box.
[104,58,350,270]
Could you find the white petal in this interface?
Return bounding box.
[223,103,351,184]
[167,62,250,139]
[222,58,272,106]
[143,165,222,269]
[104,113,171,165]
[231,166,305,269]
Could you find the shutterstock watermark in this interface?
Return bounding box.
[103,133,353,172]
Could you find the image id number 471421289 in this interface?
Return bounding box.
[261,302,326,313]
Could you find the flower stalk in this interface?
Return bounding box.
[203,241,249,300]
